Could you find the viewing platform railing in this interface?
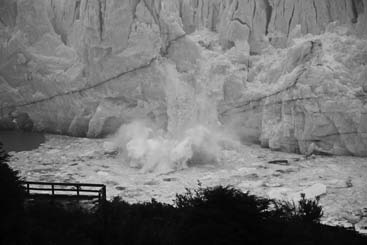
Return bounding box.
[20,181,106,204]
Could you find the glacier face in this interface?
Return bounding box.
[0,0,367,156]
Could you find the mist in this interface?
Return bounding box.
[103,120,243,173]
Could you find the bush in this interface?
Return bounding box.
[270,193,323,223]
[173,185,353,245]
[174,185,272,244]
[0,142,26,244]
[25,200,96,245]
[96,197,178,245]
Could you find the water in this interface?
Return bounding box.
[0,130,45,152]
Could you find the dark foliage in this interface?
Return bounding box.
[270,193,323,223]
[94,197,178,245]
[25,200,96,245]
[18,185,366,245]
[174,185,272,244]
[0,142,26,244]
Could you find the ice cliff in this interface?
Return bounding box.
[0,0,367,156]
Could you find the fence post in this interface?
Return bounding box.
[51,184,55,195]
[27,183,30,195]
[102,185,106,202]
[76,185,80,197]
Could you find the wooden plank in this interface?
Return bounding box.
[27,187,101,193]
[21,181,105,187]
[28,194,99,199]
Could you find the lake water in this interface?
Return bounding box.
[0,131,46,152]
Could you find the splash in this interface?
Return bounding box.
[105,121,221,173]
[103,54,239,173]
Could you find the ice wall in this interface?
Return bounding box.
[1,0,367,156]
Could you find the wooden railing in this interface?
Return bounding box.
[21,181,106,204]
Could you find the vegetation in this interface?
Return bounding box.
[1,142,366,244]
[0,142,26,244]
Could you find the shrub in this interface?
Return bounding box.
[173,185,364,245]
[298,193,323,222]
[25,200,95,245]
[174,185,272,244]
[94,197,178,245]
[270,193,323,223]
[0,142,26,244]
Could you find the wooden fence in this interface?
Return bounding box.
[21,181,106,204]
